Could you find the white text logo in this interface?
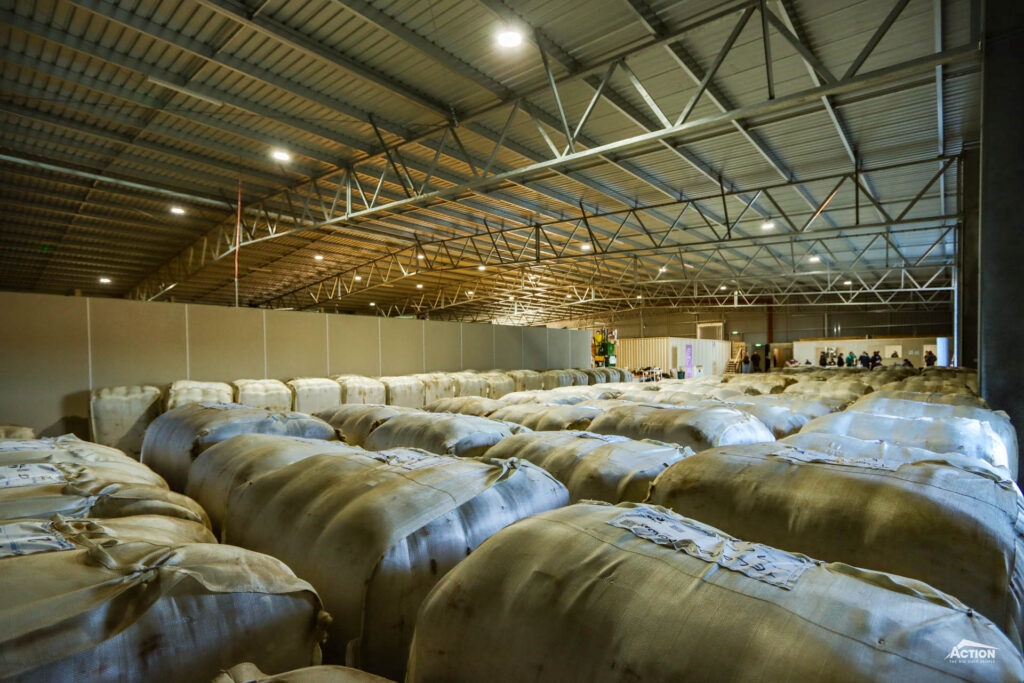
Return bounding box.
[945,639,997,663]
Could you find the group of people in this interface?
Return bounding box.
[740,348,769,373]
[815,349,938,369]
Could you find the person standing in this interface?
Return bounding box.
[818,351,828,367]
[751,350,761,373]
[924,350,937,367]
[742,352,750,373]
[871,350,883,368]
[859,351,871,368]
[836,353,845,367]
[846,351,856,367]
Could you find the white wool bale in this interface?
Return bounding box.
[487,431,691,502]
[378,376,426,408]
[322,404,421,447]
[165,380,233,410]
[89,385,162,459]
[224,452,567,678]
[479,372,515,398]
[141,403,336,491]
[334,375,387,405]
[565,369,589,385]
[407,502,1024,682]
[504,369,544,392]
[800,410,1015,478]
[214,663,393,683]
[0,515,214,558]
[539,369,575,390]
[0,425,34,439]
[424,396,505,416]
[648,442,1024,646]
[288,378,343,415]
[232,379,293,411]
[487,404,602,432]
[364,412,527,458]
[412,373,456,404]
[449,372,490,398]
[781,431,957,463]
[187,434,361,534]
[0,434,145,466]
[1,534,327,682]
[0,459,208,526]
[588,404,775,450]
[849,395,1017,466]
[498,390,554,405]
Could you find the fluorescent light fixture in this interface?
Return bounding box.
[467,291,474,296]
[170,206,185,215]
[731,330,739,335]
[271,149,291,162]
[416,284,423,289]
[636,295,642,299]
[581,243,592,251]
[761,220,775,230]
[417,253,424,260]
[658,266,667,273]
[369,302,375,307]
[354,275,362,281]
[843,280,853,285]
[99,277,111,284]
[720,285,728,290]
[146,76,224,106]
[809,256,821,263]
[314,254,324,261]
[496,28,523,48]
[477,265,486,271]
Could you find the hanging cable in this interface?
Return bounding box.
[234,177,241,307]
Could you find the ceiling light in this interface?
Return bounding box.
[509,296,514,301]
[416,284,423,289]
[636,295,642,299]
[314,254,324,261]
[369,302,375,307]
[477,265,486,271]
[354,275,362,281]
[809,256,821,263]
[170,206,185,215]
[467,291,474,296]
[761,220,775,230]
[271,149,291,162]
[565,294,571,299]
[417,253,424,260]
[658,267,667,273]
[495,28,523,48]
[99,277,111,284]
[843,280,853,285]
[581,243,592,251]
[720,285,728,290]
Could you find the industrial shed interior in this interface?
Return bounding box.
[1,0,1022,680]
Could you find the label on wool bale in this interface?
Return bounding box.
[772,446,901,471]
[0,521,76,558]
[0,463,67,489]
[0,440,58,452]
[607,507,816,590]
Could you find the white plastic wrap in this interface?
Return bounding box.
[363,412,527,458]
[588,404,775,450]
[648,442,1024,647]
[487,431,691,502]
[1,534,328,682]
[88,385,162,459]
[224,452,567,678]
[407,502,1024,682]
[333,375,387,405]
[233,379,294,411]
[799,410,1015,478]
[378,376,426,408]
[140,403,336,491]
[288,378,343,415]
[165,380,234,410]
[186,433,362,534]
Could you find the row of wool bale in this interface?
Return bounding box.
[0,434,335,681]
[88,367,630,459]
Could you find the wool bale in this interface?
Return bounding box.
[378,376,426,408]
[867,389,989,408]
[165,380,233,410]
[423,396,505,416]
[1,534,327,682]
[0,434,139,466]
[588,404,774,450]
[322,404,421,447]
[224,452,567,678]
[539,369,575,390]
[448,372,490,398]
[88,385,163,459]
[363,413,526,458]
[333,375,388,405]
[233,379,293,411]
[0,425,34,439]
[0,515,214,559]
[647,442,1024,646]
[140,403,335,491]
[487,404,602,432]
[214,662,393,683]
[412,373,456,404]
[407,502,1024,682]
[186,434,361,534]
[505,369,544,392]
[478,372,515,398]
[287,378,343,415]
[799,410,1014,477]
[566,369,589,386]
[487,431,691,503]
